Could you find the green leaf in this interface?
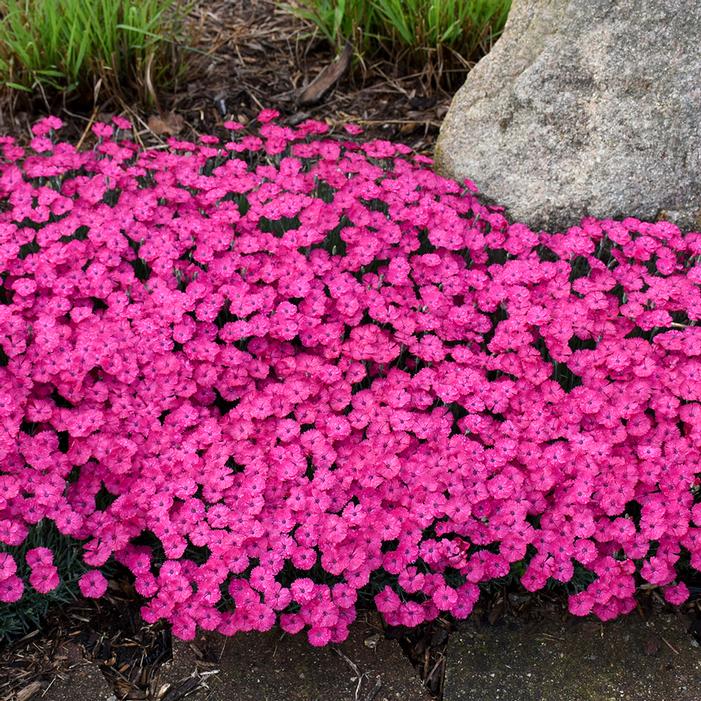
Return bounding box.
[4,81,32,92]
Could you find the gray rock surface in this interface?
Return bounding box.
[444,610,701,701]
[436,0,701,232]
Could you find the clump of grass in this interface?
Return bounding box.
[0,0,191,109]
[282,0,512,87]
[284,0,376,50]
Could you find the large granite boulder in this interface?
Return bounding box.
[435,0,701,232]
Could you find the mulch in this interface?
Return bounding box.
[0,585,206,701]
[178,0,455,152]
[0,0,456,154]
[0,585,450,701]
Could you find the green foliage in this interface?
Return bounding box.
[0,521,89,643]
[284,0,376,49]
[281,0,511,85]
[0,0,191,107]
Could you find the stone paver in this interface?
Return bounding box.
[444,611,701,701]
[158,614,430,701]
[41,642,113,701]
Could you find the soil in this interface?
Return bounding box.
[0,589,435,701]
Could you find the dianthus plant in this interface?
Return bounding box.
[1,112,700,645]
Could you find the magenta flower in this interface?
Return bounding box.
[79,570,109,598]
[0,575,24,603]
[29,565,60,594]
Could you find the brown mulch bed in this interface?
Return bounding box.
[177,0,455,151]
[0,586,178,701]
[0,0,458,153]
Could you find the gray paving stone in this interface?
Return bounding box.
[40,642,113,701]
[444,611,701,701]
[157,614,431,701]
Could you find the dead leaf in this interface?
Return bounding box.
[147,112,184,136]
[16,681,43,701]
[298,42,353,106]
[487,597,506,625]
[364,633,381,649]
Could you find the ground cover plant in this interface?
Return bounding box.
[282,0,511,86]
[1,115,701,646]
[0,0,190,107]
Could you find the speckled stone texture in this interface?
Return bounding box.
[156,614,431,701]
[40,642,113,701]
[436,0,701,232]
[444,610,701,701]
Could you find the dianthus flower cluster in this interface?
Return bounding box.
[1,113,701,643]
